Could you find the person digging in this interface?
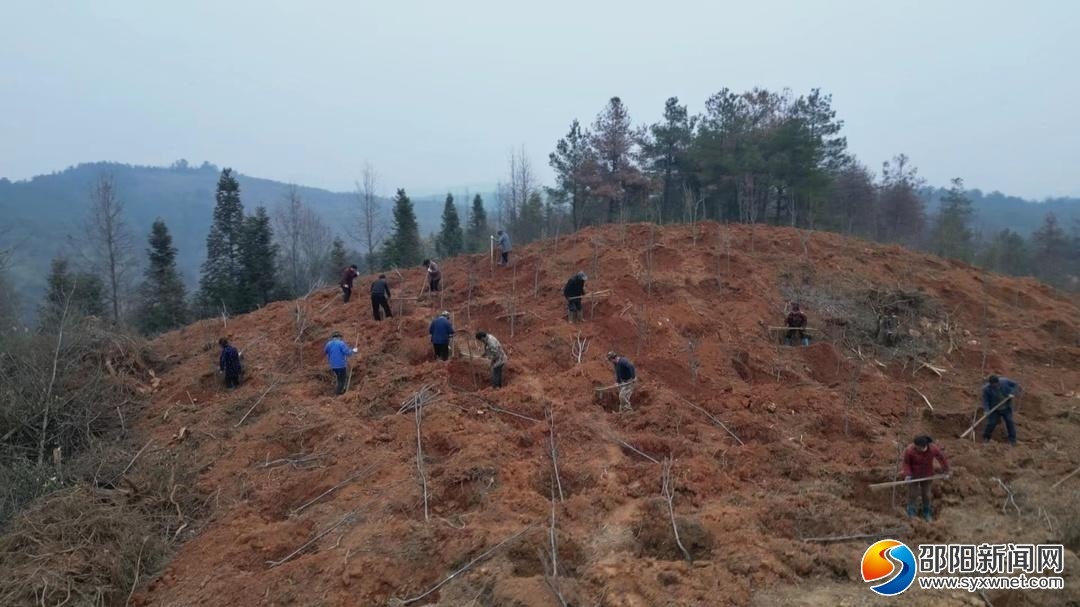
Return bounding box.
[563,271,587,323]
[901,434,950,521]
[982,374,1021,445]
[429,310,455,361]
[463,331,508,388]
[784,303,809,346]
[606,351,637,412]
[324,331,358,395]
[370,273,393,321]
[340,264,359,303]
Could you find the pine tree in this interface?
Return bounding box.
[381,189,423,268]
[39,257,106,327]
[238,207,278,309]
[327,237,348,283]
[549,119,596,230]
[591,97,647,223]
[198,168,245,315]
[1031,213,1069,285]
[978,229,1030,276]
[516,192,544,243]
[437,193,465,257]
[640,98,696,223]
[466,194,489,253]
[932,178,975,262]
[135,219,188,334]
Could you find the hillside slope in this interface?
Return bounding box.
[135,223,1080,606]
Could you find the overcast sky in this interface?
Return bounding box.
[2,1,1077,199]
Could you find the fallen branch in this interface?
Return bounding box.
[415,399,429,522]
[258,453,327,469]
[118,439,154,479]
[958,396,1013,438]
[390,524,536,606]
[915,361,946,377]
[661,458,693,563]
[1051,464,1080,489]
[801,529,906,543]
[547,407,565,502]
[868,474,950,490]
[483,402,542,423]
[235,379,281,428]
[291,466,375,516]
[267,509,358,568]
[907,386,935,411]
[606,433,660,464]
[765,326,820,332]
[674,395,743,445]
[993,477,1021,516]
[398,384,440,415]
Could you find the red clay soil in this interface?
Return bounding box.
[135,223,1080,606]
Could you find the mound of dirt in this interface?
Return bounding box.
[135,223,1080,606]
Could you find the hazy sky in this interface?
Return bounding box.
[2,1,1078,199]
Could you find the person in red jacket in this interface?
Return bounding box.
[901,435,950,521]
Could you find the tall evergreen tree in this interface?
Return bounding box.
[876,154,925,245]
[327,237,348,283]
[1031,212,1069,285]
[39,257,106,327]
[198,168,245,314]
[932,178,975,261]
[238,207,278,309]
[466,194,490,253]
[437,193,465,257]
[135,219,188,334]
[515,191,544,244]
[640,97,697,223]
[549,119,596,230]
[591,97,649,222]
[977,229,1030,276]
[381,189,423,268]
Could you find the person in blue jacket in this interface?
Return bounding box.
[982,375,1021,445]
[495,230,512,266]
[429,311,455,361]
[218,337,243,389]
[324,331,358,395]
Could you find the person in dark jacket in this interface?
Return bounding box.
[340,264,359,303]
[563,271,587,323]
[429,311,455,360]
[496,230,511,266]
[784,303,809,346]
[218,337,243,389]
[982,375,1021,445]
[901,435,950,521]
[370,274,393,321]
[607,351,637,412]
[324,331,358,395]
[423,259,442,293]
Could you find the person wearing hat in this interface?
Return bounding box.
[474,331,508,388]
[324,331,358,395]
[563,271,587,323]
[607,351,636,412]
[901,435,950,521]
[982,374,1021,445]
[429,310,455,361]
[784,303,809,346]
[423,259,442,293]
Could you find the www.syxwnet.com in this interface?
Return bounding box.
[918,575,1064,591]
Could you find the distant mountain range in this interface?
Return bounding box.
[1,161,1078,322]
[0,162,483,321]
